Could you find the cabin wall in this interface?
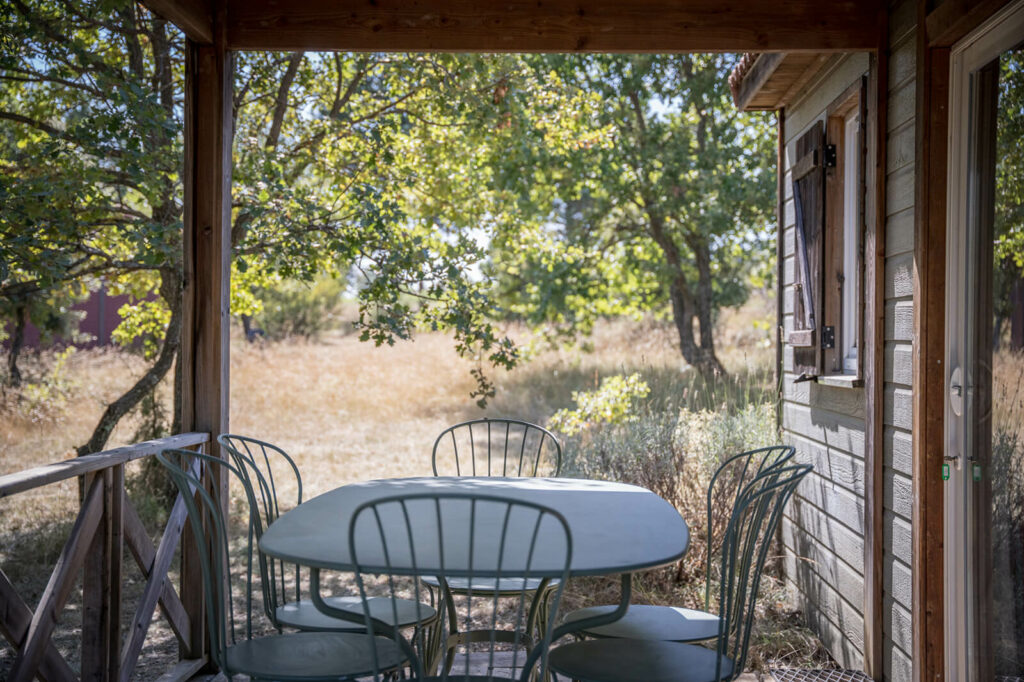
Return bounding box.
[778,3,918,677]
[779,51,871,670]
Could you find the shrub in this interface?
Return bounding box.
[549,372,650,436]
[3,347,78,422]
[256,277,346,341]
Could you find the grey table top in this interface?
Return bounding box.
[259,476,689,577]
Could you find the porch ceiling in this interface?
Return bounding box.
[143,0,882,53]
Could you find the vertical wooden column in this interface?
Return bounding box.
[913,6,949,679]
[180,32,232,665]
[862,13,888,676]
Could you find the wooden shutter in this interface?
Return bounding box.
[789,121,825,378]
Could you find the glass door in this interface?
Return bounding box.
[945,3,1024,679]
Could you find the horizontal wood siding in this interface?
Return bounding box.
[882,1,916,678]
[777,4,918,676]
[780,52,870,670]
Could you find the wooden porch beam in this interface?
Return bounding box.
[925,0,1014,47]
[142,0,214,44]
[221,0,882,53]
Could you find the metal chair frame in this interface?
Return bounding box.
[428,418,564,671]
[431,418,563,478]
[307,491,573,682]
[216,434,304,627]
[702,445,796,610]
[217,433,440,641]
[547,460,812,682]
[156,448,406,680]
[711,462,812,678]
[563,445,795,643]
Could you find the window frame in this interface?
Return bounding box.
[822,79,867,384]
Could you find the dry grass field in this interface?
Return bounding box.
[0,292,832,678]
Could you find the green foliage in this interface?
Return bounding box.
[549,372,650,435]
[996,51,1024,269]
[0,1,533,450]
[557,370,778,529]
[485,55,776,374]
[112,298,170,360]
[995,51,1024,347]
[256,277,346,341]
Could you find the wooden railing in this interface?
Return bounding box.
[0,433,212,682]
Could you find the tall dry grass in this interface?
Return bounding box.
[1,291,825,677]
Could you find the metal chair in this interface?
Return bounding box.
[427,419,563,669]
[431,418,563,477]
[547,461,813,682]
[217,434,438,635]
[316,491,572,681]
[156,448,407,680]
[561,445,796,643]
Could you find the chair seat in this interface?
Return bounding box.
[421,574,559,595]
[562,604,720,642]
[276,596,437,631]
[548,639,735,682]
[225,630,406,680]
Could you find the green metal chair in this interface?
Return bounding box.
[217,434,438,635]
[317,491,573,681]
[431,418,563,478]
[561,445,796,643]
[546,460,812,682]
[427,419,563,670]
[156,448,407,680]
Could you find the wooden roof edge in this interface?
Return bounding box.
[142,0,214,45]
[729,52,786,111]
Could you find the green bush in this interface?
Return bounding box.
[255,277,347,341]
[555,374,779,592]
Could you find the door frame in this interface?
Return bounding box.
[915,1,1015,680]
[944,6,1024,679]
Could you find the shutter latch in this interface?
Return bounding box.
[823,144,837,168]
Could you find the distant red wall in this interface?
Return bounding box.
[18,287,138,349]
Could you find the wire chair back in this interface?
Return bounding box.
[156,448,269,668]
[704,445,795,609]
[216,434,303,625]
[432,418,562,477]
[347,492,572,681]
[713,462,812,680]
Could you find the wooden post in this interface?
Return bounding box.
[913,6,949,679]
[81,467,121,682]
[862,15,888,677]
[180,30,232,665]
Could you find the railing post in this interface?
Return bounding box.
[81,466,123,682]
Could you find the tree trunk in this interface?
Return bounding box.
[76,269,182,456]
[6,304,26,387]
[646,213,726,380]
[689,235,726,377]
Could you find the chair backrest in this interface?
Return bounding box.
[432,418,562,477]
[217,434,303,621]
[347,492,572,682]
[704,445,795,609]
[712,461,812,680]
[156,448,268,671]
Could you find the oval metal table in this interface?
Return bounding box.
[258,476,690,653]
